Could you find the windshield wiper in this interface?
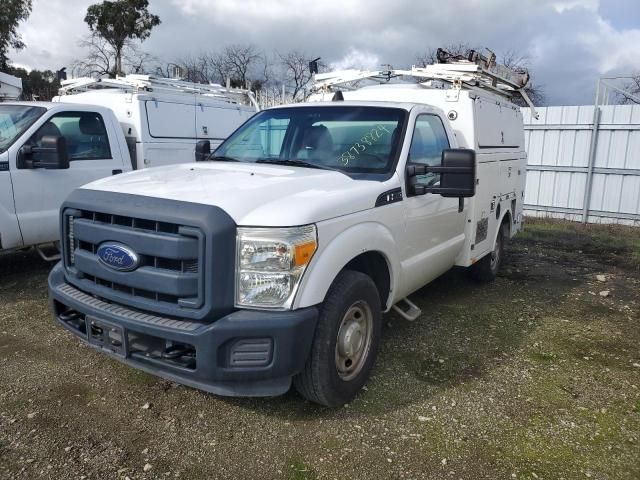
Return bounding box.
[210,155,240,162]
[255,158,340,172]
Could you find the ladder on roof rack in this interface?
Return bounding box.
[311,48,539,118]
[58,74,259,110]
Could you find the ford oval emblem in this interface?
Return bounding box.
[96,243,140,272]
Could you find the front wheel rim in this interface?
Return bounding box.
[335,301,373,381]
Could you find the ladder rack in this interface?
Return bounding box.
[58,74,259,110]
[311,48,539,117]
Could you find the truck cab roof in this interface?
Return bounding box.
[0,101,116,115]
[270,98,439,113]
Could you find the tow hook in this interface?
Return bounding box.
[59,310,82,322]
[162,344,194,360]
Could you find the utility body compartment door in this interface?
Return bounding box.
[196,100,254,149]
[142,99,197,168]
[145,100,196,138]
[474,97,522,148]
[399,109,467,297]
[9,108,128,247]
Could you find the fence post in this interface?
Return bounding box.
[582,80,602,224]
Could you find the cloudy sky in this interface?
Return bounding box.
[9,0,640,105]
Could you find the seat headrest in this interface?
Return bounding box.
[79,114,104,135]
[303,125,332,150]
[37,121,62,140]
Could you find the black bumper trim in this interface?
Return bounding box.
[55,282,202,332]
[49,263,318,397]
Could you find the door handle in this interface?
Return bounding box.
[112,169,122,175]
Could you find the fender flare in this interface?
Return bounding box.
[491,208,513,249]
[293,221,400,310]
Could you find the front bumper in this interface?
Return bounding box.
[48,263,318,397]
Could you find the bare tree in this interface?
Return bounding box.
[72,34,115,77]
[221,44,262,88]
[73,34,157,78]
[123,43,158,74]
[164,54,212,83]
[167,45,269,89]
[618,74,640,104]
[278,51,320,100]
[499,49,545,106]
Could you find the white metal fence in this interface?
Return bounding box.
[522,105,640,225]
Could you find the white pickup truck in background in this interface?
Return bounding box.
[49,50,533,406]
[0,75,257,255]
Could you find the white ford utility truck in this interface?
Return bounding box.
[0,75,256,255]
[49,50,533,406]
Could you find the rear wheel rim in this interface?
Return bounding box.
[490,234,502,272]
[335,301,373,381]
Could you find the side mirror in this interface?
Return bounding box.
[195,140,211,162]
[406,149,476,197]
[18,135,70,170]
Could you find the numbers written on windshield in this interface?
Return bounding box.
[339,125,391,166]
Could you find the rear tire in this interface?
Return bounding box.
[294,270,381,407]
[470,226,504,282]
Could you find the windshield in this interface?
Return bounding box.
[0,105,47,154]
[214,106,407,176]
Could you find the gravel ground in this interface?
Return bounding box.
[1,219,639,480]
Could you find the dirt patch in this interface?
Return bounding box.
[1,220,639,479]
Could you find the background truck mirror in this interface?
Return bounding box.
[406,149,476,198]
[18,136,70,170]
[195,140,211,162]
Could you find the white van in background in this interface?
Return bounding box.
[56,75,258,168]
[0,75,257,256]
[0,72,22,101]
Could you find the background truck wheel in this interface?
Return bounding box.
[294,270,381,407]
[470,227,504,282]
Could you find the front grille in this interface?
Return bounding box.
[64,209,204,316]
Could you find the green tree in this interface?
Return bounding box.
[0,0,33,70]
[84,0,160,77]
[8,67,61,100]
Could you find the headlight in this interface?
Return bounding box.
[236,225,317,309]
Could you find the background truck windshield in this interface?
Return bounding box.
[214,106,407,175]
[0,105,47,154]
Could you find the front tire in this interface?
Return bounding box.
[294,270,381,407]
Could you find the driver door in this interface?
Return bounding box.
[9,109,125,246]
[401,112,467,293]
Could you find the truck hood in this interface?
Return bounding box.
[82,162,392,226]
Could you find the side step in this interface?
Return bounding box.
[391,297,422,321]
[36,244,61,262]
